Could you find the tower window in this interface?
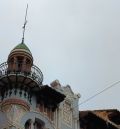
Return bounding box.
[26,59,30,64]
[9,57,14,63]
[16,56,24,71]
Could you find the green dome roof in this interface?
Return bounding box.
[12,43,32,54]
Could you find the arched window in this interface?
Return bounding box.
[34,118,45,129]
[17,56,24,72]
[25,119,31,129]
[7,57,14,72]
[25,118,45,129]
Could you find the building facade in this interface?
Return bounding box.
[0,42,80,129]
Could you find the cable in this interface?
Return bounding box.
[75,80,120,108]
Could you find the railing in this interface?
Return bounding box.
[0,62,43,85]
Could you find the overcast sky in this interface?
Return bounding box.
[0,0,120,111]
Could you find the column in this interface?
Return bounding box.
[22,57,25,72]
[13,56,17,72]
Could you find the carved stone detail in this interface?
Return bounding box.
[1,99,29,127]
[63,101,72,126]
[3,104,26,124]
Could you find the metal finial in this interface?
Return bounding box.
[22,4,28,44]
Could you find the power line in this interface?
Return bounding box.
[76,80,120,108]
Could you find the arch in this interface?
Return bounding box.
[21,111,55,129]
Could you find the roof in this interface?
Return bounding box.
[38,85,66,104]
[79,109,120,129]
[12,43,32,54]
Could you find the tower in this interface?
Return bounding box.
[0,42,66,129]
[0,6,80,129]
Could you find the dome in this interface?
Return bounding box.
[11,42,32,55]
[8,42,33,63]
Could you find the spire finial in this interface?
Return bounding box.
[22,4,28,44]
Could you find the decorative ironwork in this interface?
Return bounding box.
[0,62,43,85]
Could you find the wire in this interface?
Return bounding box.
[75,80,120,108]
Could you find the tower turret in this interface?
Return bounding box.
[0,42,65,129]
[0,42,43,102]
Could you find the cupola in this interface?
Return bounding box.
[7,42,33,73]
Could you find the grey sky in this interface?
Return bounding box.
[0,0,120,110]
